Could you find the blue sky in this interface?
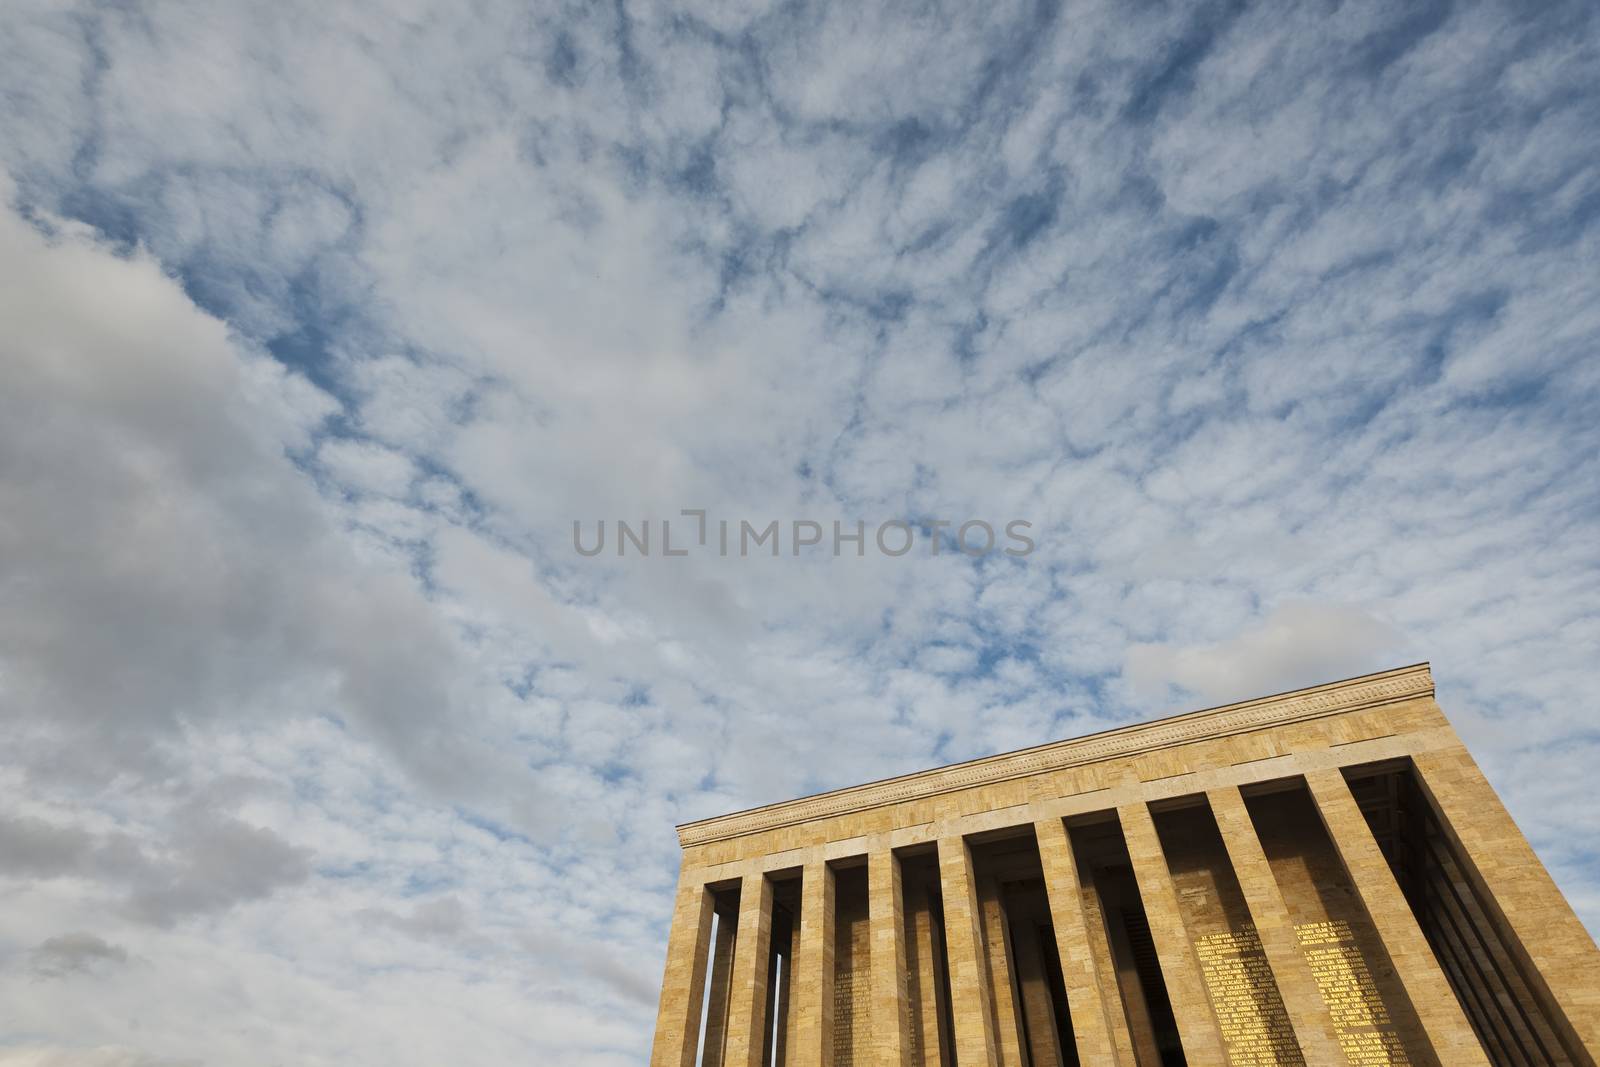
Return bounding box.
[1,1,1598,1064]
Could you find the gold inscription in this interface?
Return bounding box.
[831,968,854,1062]
[1297,920,1411,1066]
[1194,923,1305,1066]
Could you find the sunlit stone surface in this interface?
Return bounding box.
[651,665,1600,1067]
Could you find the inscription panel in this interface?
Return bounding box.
[1298,920,1411,1066]
[1194,924,1304,1066]
[831,874,871,1067]
[831,968,856,1063]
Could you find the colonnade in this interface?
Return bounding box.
[651,671,1600,1067]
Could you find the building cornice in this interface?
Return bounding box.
[677,663,1433,848]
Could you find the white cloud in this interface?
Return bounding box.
[0,1049,194,1067]
[1125,601,1414,706]
[318,438,416,498]
[0,191,500,807]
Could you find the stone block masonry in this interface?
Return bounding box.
[651,665,1600,1067]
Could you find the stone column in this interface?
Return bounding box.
[1207,786,1347,1065]
[651,870,715,1067]
[725,870,776,1067]
[1084,874,1145,1064]
[977,876,1028,1066]
[905,876,946,1066]
[1423,827,1570,1058]
[1305,768,1493,1067]
[1033,816,1125,1066]
[762,943,781,1067]
[702,901,739,1067]
[788,859,835,1067]
[1007,898,1066,1067]
[1118,802,1230,1067]
[869,849,913,1066]
[1104,889,1167,1067]
[773,944,792,1067]
[1411,746,1600,1061]
[938,835,1000,1066]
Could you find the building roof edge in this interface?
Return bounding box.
[674,662,1434,848]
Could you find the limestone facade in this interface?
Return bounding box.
[649,664,1600,1067]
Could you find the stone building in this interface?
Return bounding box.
[649,664,1600,1067]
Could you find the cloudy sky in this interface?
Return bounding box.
[2,0,1598,1063]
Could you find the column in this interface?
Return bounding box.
[1008,903,1066,1067]
[1118,802,1230,1067]
[1305,768,1493,1067]
[788,859,836,1067]
[1033,817,1128,1066]
[1104,888,1167,1067]
[725,870,776,1067]
[651,871,715,1067]
[762,945,781,1066]
[1424,832,1571,1058]
[869,849,913,1066]
[1207,787,1347,1064]
[938,835,1000,1066]
[773,944,792,1067]
[702,901,738,1066]
[977,876,1028,1066]
[905,876,947,1066]
[1083,872,1146,1063]
[1412,746,1600,1061]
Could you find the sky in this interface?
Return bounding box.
[1,0,1598,1064]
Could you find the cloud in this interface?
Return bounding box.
[317,438,417,499]
[518,928,659,1006]
[29,933,130,980]
[0,182,557,832]
[1125,602,1414,705]
[0,816,94,879]
[0,1050,194,1067]
[122,814,313,927]
[0,805,310,926]
[363,896,468,942]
